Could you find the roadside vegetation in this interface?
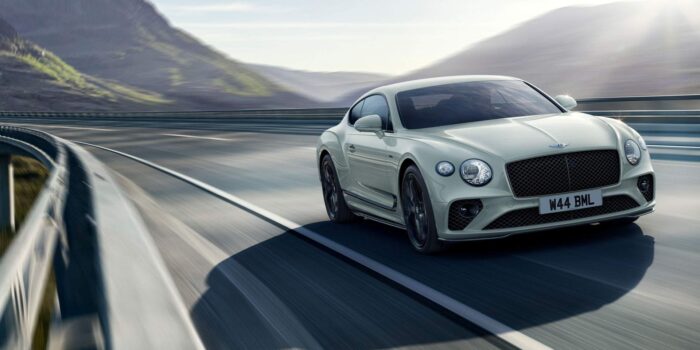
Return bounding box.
[0,156,48,254]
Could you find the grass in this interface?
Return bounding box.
[148,41,189,65]
[2,39,170,107]
[0,156,48,253]
[2,49,112,101]
[211,59,275,97]
[15,51,88,89]
[103,81,171,104]
[31,271,55,350]
[140,29,276,97]
[169,67,184,87]
[212,73,273,97]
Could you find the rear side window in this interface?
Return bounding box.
[348,100,364,124]
[360,95,392,130]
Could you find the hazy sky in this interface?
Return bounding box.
[150,0,621,75]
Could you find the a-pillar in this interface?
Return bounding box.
[0,154,14,232]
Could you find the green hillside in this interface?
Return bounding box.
[0,17,172,111]
[0,0,314,109]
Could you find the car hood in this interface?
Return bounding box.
[419,112,620,161]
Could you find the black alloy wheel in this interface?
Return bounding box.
[320,155,355,222]
[401,165,443,253]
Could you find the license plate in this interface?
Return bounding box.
[539,190,603,215]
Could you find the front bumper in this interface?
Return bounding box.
[431,173,656,241]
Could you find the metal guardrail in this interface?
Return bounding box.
[576,94,700,113]
[0,126,66,350]
[578,94,700,103]
[0,126,203,349]
[0,94,698,123]
[0,109,348,121]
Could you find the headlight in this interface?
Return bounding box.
[625,139,641,165]
[435,161,455,176]
[638,136,647,150]
[460,159,492,186]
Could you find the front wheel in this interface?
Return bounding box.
[401,165,443,254]
[320,154,356,223]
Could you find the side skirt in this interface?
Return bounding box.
[343,190,397,211]
[354,210,406,230]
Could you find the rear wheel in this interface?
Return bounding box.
[401,165,443,254]
[320,154,356,223]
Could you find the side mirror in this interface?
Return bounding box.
[354,114,383,134]
[554,95,577,110]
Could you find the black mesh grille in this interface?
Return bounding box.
[506,150,620,197]
[638,174,655,202]
[484,195,639,230]
[448,200,483,230]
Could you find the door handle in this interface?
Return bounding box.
[348,144,356,153]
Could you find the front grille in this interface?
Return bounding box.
[448,200,483,230]
[507,150,620,197]
[484,195,639,230]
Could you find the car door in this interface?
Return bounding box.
[344,95,397,210]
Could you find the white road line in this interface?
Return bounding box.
[9,124,115,132]
[75,140,552,350]
[161,133,233,142]
[648,144,700,150]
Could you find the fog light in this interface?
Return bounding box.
[449,199,483,231]
[458,201,482,217]
[637,174,654,202]
[638,178,650,192]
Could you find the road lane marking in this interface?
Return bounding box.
[8,124,115,132]
[161,133,233,142]
[75,140,552,350]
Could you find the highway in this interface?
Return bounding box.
[5,119,700,349]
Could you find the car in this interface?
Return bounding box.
[316,76,655,253]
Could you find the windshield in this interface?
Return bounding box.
[396,80,563,129]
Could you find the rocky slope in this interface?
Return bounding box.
[0,0,314,109]
[247,63,390,103]
[0,17,171,111]
[400,1,700,98]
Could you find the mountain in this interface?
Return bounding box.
[0,17,172,111]
[246,63,390,103]
[0,0,313,109]
[395,1,700,99]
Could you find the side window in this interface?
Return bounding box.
[348,100,365,125]
[361,95,392,131]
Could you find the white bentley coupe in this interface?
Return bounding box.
[317,76,655,253]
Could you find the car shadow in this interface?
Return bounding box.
[191,220,654,349]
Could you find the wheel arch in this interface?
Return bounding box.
[398,156,419,193]
[318,149,331,167]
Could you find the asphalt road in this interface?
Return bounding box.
[6,119,700,349]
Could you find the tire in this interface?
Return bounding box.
[400,165,443,254]
[320,154,356,223]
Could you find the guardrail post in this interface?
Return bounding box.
[0,154,14,232]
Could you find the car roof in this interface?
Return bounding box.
[367,75,521,97]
